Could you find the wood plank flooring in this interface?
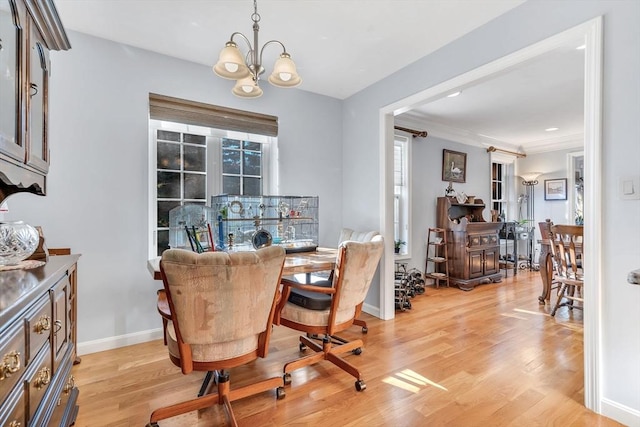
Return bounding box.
[71,271,623,426]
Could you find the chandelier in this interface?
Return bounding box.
[213,0,301,98]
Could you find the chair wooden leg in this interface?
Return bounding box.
[551,283,567,316]
[353,317,368,333]
[326,351,362,380]
[149,393,219,423]
[150,371,282,425]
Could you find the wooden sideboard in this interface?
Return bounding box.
[0,255,80,426]
[436,197,503,290]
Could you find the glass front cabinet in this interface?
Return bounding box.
[0,0,70,203]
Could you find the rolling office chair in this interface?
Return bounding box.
[275,236,384,391]
[282,228,380,333]
[147,246,286,427]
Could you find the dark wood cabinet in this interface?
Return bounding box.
[0,0,70,203]
[0,255,80,427]
[437,197,503,290]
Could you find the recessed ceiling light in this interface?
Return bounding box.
[576,44,586,50]
[545,127,559,132]
[447,91,461,98]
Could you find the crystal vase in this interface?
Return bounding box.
[0,221,39,266]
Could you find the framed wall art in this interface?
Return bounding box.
[544,178,568,200]
[442,149,467,183]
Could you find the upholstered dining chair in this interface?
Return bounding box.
[282,228,381,334]
[147,246,286,427]
[548,224,584,316]
[275,235,384,392]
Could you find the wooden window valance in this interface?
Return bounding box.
[149,93,278,137]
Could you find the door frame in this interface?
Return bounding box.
[378,17,603,411]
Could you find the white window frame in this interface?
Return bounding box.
[148,120,277,258]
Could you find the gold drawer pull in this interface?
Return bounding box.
[34,366,51,389]
[35,315,51,333]
[0,351,21,380]
[63,374,75,394]
[9,420,21,427]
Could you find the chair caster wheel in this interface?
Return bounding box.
[352,347,362,355]
[276,386,286,399]
[355,380,366,391]
[361,326,368,334]
[283,373,292,385]
[299,342,307,352]
[147,423,160,427]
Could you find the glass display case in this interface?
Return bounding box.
[169,204,216,252]
[210,195,319,253]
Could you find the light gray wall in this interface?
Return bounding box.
[517,148,582,249]
[4,31,343,345]
[409,136,491,273]
[342,0,639,422]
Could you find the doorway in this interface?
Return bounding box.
[378,17,603,411]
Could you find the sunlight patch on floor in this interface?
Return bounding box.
[500,312,529,320]
[513,308,549,316]
[382,369,448,393]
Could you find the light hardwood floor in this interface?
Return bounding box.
[72,271,623,426]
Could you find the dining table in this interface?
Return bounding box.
[147,247,338,281]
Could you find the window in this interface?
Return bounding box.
[394,136,410,255]
[150,121,275,257]
[148,94,279,258]
[491,162,505,221]
[154,128,208,255]
[222,138,263,195]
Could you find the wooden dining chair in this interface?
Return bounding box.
[548,224,584,316]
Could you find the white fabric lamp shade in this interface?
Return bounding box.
[268,53,301,87]
[213,42,250,79]
[232,77,263,98]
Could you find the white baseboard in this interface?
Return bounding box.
[362,302,380,319]
[602,397,640,427]
[77,328,163,356]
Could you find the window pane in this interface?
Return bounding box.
[183,133,206,145]
[223,175,240,194]
[157,230,169,255]
[222,138,241,149]
[243,150,261,176]
[158,200,181,228]
[157,142,181,170]
[184,173,206,199]
[157,130,180,142]
[184,145,206,172]
[243,141,260,151]
[157,171,181,198]
[243,177,261,195]
[223,149,241,174]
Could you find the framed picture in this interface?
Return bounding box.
[442,149,467,183]
[544,178,568,200]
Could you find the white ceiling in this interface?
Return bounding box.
[53,0,584,152]
[54,0,524,100]
[397,40,586,153]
